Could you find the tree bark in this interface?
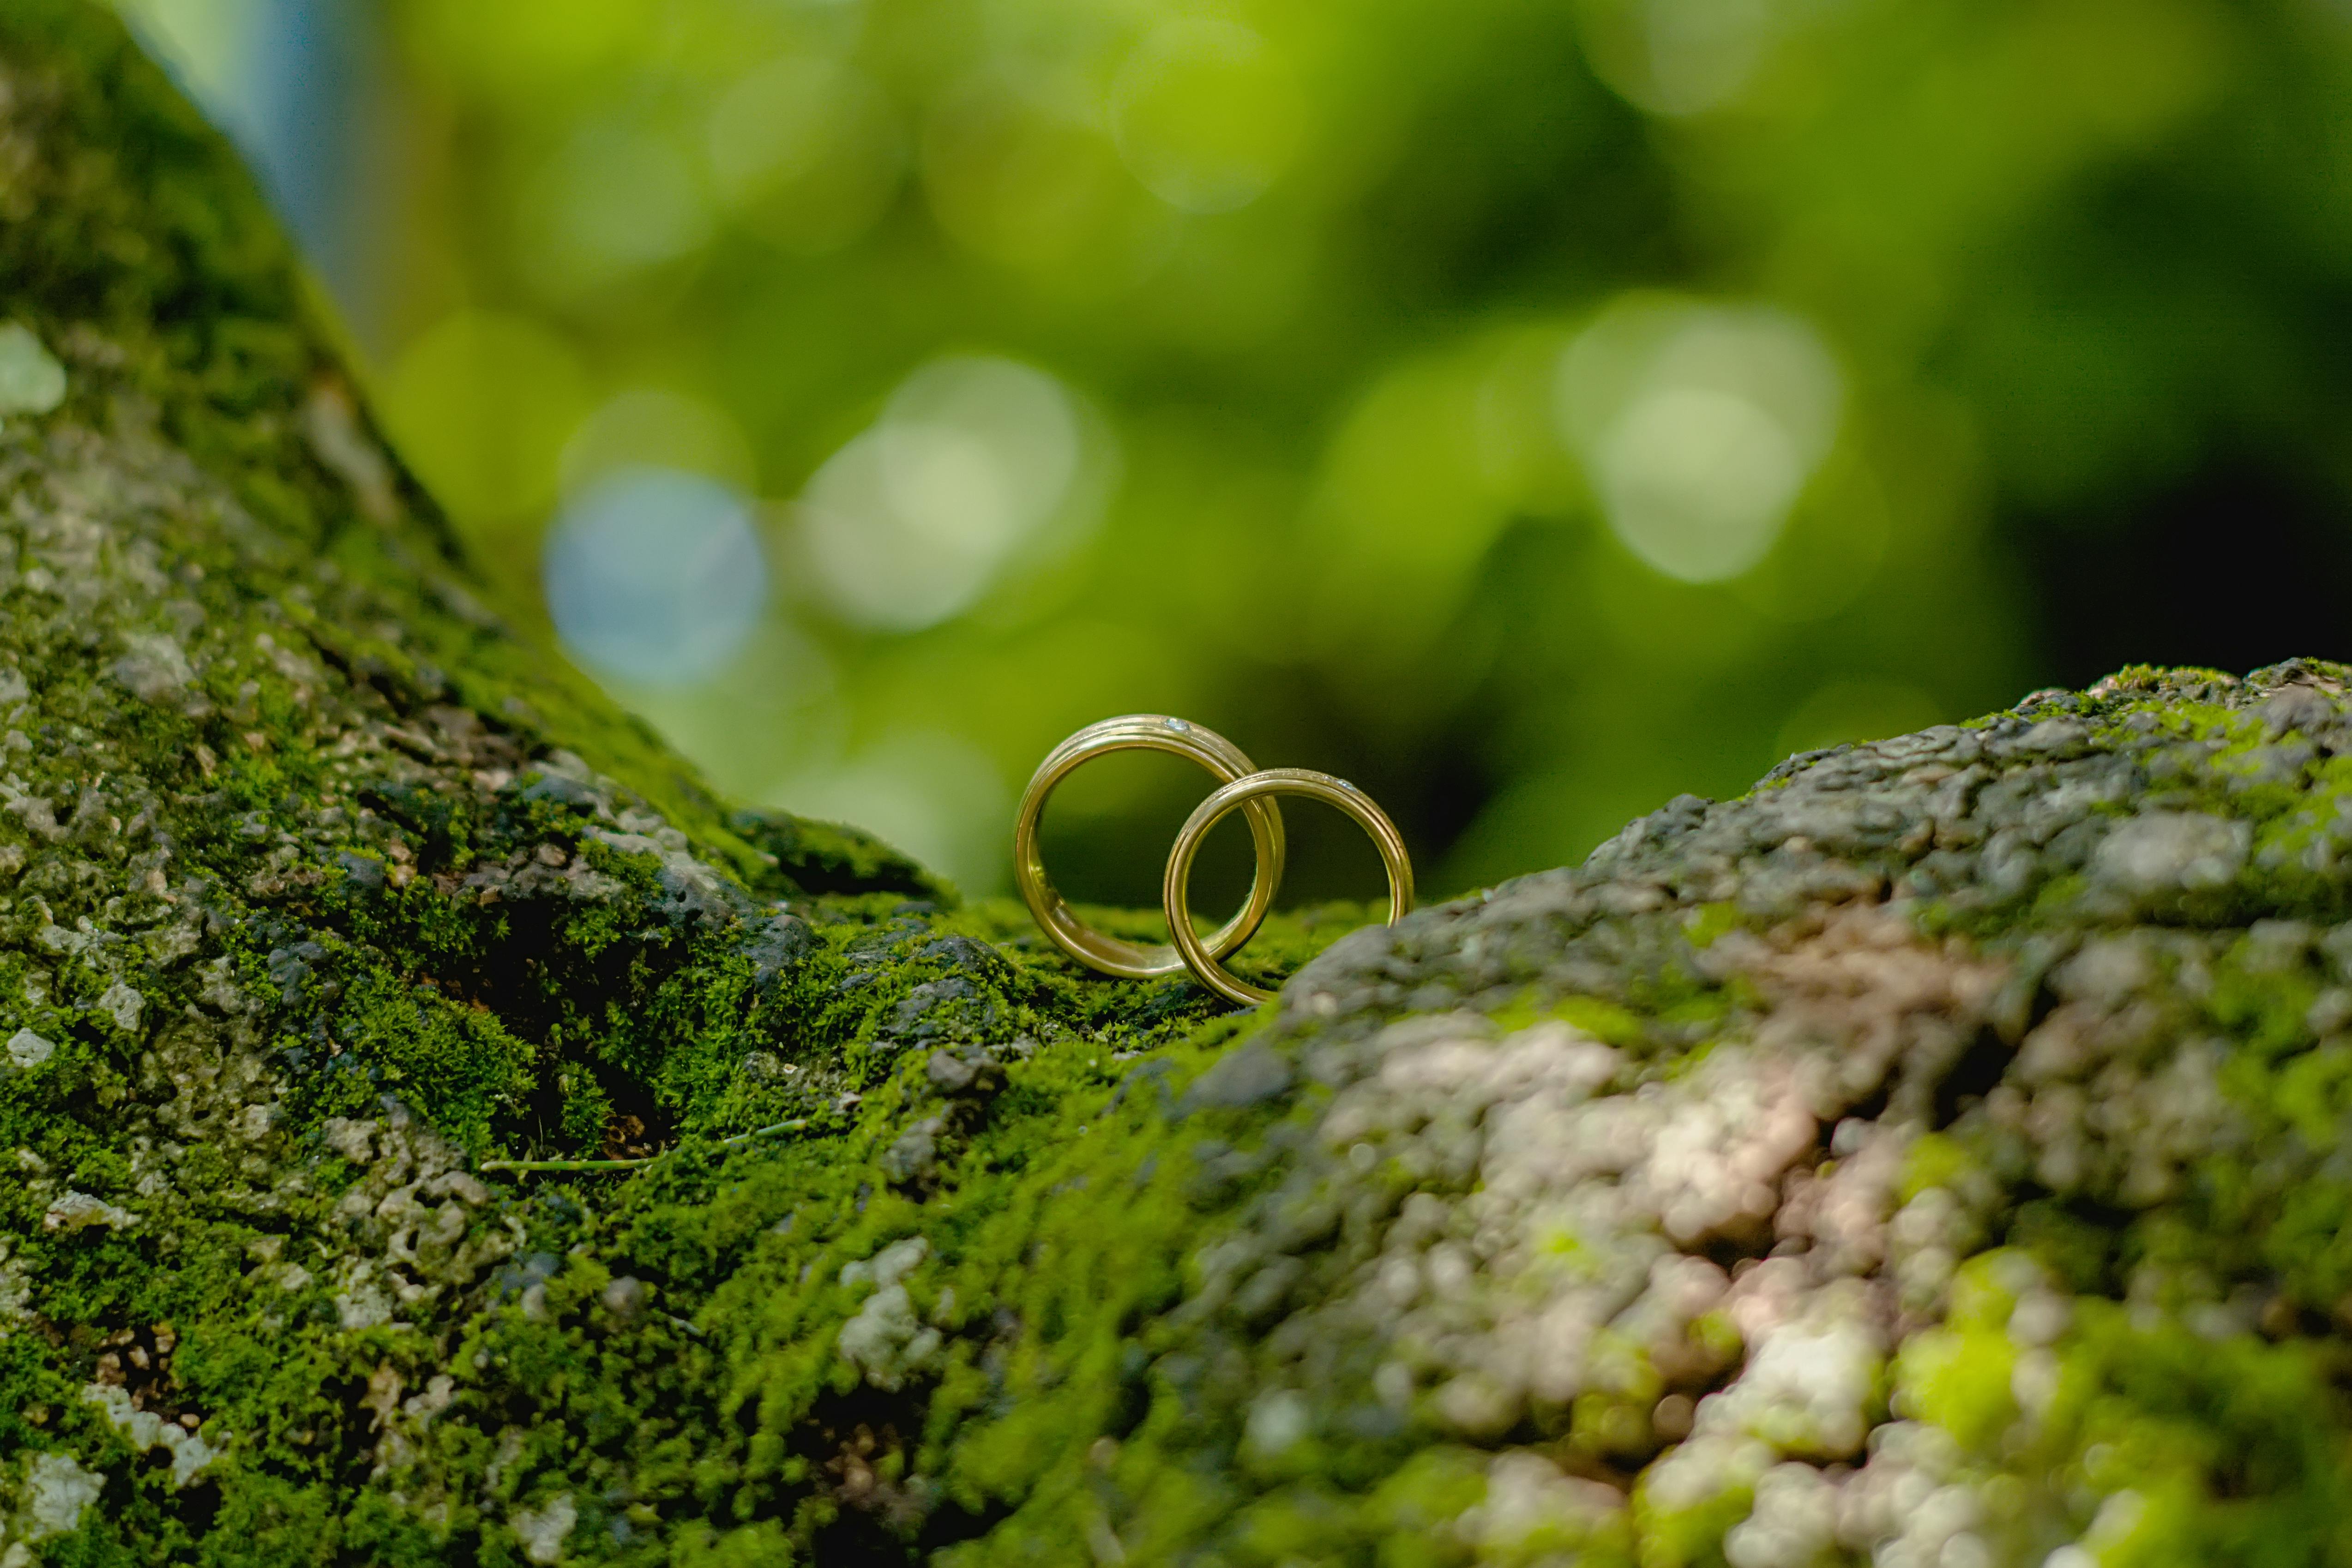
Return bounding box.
[3,5,2351,1565]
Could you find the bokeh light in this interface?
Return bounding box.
[542,467,768,685]
[922,80,1151,275]
[707,55,906,255]
[1576,0,1780,117]
[798,356,1095,632]
[518,119,715,297]
[1111,20,1304,214]
[559,387,758,499]
[1558,299,1842,584]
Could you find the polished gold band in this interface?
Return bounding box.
[1013,715,1287,979]
[1162,767,1414,1006]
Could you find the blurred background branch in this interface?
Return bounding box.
[111,0,2352,905]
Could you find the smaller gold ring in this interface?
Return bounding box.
[1015,715,1287,979]
[1163,768,1414,1007]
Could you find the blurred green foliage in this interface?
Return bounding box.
[116,0,2352,905]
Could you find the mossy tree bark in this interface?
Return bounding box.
[6,6,2352,1566]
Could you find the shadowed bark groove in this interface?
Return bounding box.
[2,6,2352,1566]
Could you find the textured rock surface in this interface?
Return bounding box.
[5,6,2352,1566]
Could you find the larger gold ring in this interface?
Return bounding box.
[1163,767,1414,1006]
[1015,715,1287,979]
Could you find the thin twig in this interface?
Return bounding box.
[718,1117,811,1147]
[477,1156,650,1174]
[480,1118,813,1176]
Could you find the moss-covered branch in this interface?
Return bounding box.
[3,4,2352,1565]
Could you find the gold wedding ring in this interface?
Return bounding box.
[1014,715,1287,979]
[1018,718,1414,1005]
[1163,768,1414,1006]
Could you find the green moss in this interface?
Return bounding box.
[1897,1288,2352,1564]
[1898,1133,1986,1208]
[1678,901,1741,950]
[1630,1465,1756,1568]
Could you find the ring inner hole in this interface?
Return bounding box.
[1182,795,1396,981]
[1037,749,1260,936]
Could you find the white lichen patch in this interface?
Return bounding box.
[1462,1450,1628,1558]
[1722,1460,1839,1568]
[109,631,192,703]
[12,1451,102,1542]
[837,1236,941,1389]
[333,1257,396,1330]
[2092,810,2249,897]
[322,1116,378,1165]
[3,1029,49,1069]
[41,1191,133,1232]
[1826,1420,1979,1564]
[0,1239,28,1328]
[839,1235,928,1292]
[1701,1273,1884,1459]
[80,1384,222,1487]
[96,979,143,1033]
[511,1491,577,1564]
